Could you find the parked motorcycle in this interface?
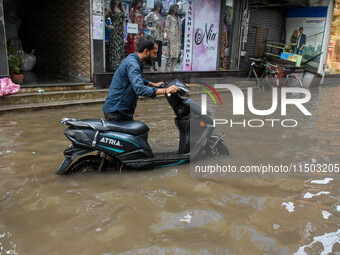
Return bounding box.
[56,80,228,174]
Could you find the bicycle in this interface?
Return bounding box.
[257,60,303,88]
[247,58,279,89]
[278,66,303,88]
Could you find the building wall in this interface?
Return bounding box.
[18,0,91,81]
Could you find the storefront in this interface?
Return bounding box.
[1,0,241,87]
[326,0,340,74]
[2,0,336,87]
[101,0,237,73]
[182,0,235,72]
[236,0,336,87]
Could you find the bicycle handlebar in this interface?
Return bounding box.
[249,57,262,62]
[265,62,278,68]
[249,57,278,68]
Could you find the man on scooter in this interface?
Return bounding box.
[103,35,179,121]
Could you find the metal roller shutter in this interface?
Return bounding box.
[240,8,284,73]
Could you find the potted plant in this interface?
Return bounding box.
[7,41,24,84]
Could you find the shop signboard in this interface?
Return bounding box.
[286,7,328,70]
[191,0,221,71]
[183,0,195,71]
[280,52,302,67]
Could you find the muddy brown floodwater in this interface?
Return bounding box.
[0,85,339,254]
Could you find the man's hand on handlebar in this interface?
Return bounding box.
[155,85,179,96]
[166,85,180,94]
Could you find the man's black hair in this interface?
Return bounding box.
[299,27,304,31]
[136,35,157,53]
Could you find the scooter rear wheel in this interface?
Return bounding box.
[66,155,105,174]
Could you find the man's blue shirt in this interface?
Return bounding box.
[103,52,158,119]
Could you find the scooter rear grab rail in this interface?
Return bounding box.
[61,118,110,131]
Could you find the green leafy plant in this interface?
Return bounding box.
[8,55,20,74]
[7,41,21,74]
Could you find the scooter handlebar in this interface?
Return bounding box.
[160,80,190,96]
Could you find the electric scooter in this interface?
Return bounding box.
[56,80,228,175]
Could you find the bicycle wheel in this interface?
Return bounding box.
[247,68,261,88]
[260,73,279,89]
[282,75,303,87]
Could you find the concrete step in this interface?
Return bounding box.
[0,89,108,106]
[18,83,94,93]
[0,82,248,114]
[0,98,106,114]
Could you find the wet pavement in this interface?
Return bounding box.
[0,85,339,254]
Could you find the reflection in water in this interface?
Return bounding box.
[0,86,339,254]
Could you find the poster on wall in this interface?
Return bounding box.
[93,0,104,15]
[286,7,328,70]
[93,15,104,40]
[147,0,154,9]
[192,0,221,71]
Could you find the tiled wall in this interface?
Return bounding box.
[19,0,92,81]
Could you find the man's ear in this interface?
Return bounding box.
[143,49,149,56]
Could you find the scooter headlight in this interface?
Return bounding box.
[64,129,91,144]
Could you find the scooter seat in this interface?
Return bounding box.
[104,120,149,135]
[63,118,149,135]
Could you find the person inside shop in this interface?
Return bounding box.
[289,29,298,54]
[105,0,127,72]
[103,35,180,122]
[297,27,306,55]
[220,14,228,69]
[165,4,182,72]
[127,0,145,55]
[105,16,112,71]
[144,1,165,72]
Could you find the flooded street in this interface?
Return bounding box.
[0,85,340,254]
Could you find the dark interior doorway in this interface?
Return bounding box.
[3,0,92,86]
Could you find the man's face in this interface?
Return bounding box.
[299,28,303,34]
[144,44,158,65]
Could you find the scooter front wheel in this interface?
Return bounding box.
[215,141,229,156]
[206,137,229,157]
[66,155,106,174]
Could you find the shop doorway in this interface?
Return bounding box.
[0,0,8,77]
[3,0,92,86]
